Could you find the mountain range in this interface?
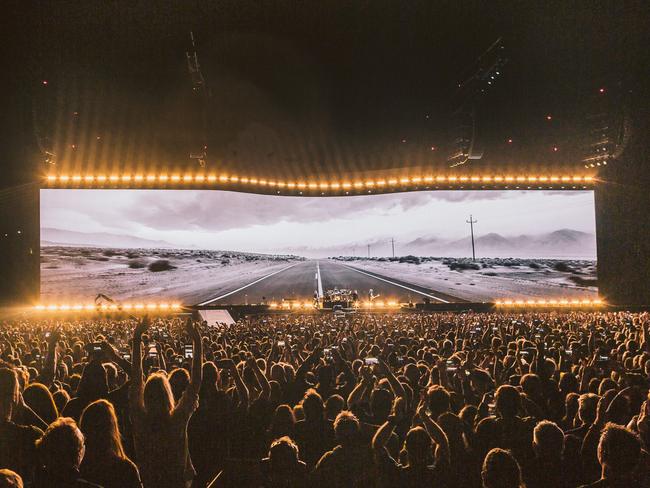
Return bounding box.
[281,229,596,259]
[401,229,596,258]
[41,228,177,249]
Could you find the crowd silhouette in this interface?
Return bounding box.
[1,311,649,487]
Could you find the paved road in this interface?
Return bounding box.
[198,260,463,305]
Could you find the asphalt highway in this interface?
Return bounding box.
[198,260,463,305]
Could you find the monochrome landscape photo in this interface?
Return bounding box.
[40,189,597,303]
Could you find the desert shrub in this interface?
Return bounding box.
[399,255,421,265]
[221,259,230,265]
[482,271,498,276]
[553,262,572,272]
[148,259,175,272]
[449,261,480,271]
[568,276,598,287]
[128,259,147,269]
[102,250,118,257]
[528,262,541,269]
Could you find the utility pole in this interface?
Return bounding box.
[466,215,477,261]
[391,238,395,258]
[367,244,371,258]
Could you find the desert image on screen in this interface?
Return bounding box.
[40,189,597,305]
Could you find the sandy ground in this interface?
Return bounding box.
[41,247,301,304]
[337,257,598,301]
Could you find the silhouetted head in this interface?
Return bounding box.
[520,374,542,399]
[301,389,324,423]
[0,469,23,488]
[268,436,300,472]
[598,423,641,479]
[37,417,85,472]
[578,393,599,425]
[325,394,344,421]
[317,364,333,387]
[334,411,360,447]
[143,371,174,418]
[53,389,70,414]
[270,404,295,433]
[168,368,190,402]
[427,385,451,419]
[0,368,19,420]
[76,360,108,400]
[79,399,126,462]
[370,388,393,420]
[559,372,578,394]
[533,421,564,459]
[404,427,432,466]
[23,383,58,424]
[495,385,520,419]
[481,448,522,488]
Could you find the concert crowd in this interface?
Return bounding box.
[1,311,649,487]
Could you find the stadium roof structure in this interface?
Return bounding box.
[4,2,647,185]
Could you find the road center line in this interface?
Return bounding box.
[197,262,300,306]
[338,263,449,303]
[316,261,324,298]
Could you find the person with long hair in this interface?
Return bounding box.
[34,417,99,487]
[0,368,42,485]
[23,383,58,425]
[79,399,142,488]
[130,317,203,488]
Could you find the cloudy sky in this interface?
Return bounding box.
[41,189,595,256]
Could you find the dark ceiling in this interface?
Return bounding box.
[3,1,648,182]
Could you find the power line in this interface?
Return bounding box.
[466,215,478,261]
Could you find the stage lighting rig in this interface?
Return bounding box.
[581,82,632,169]
[186,31,210,168]
[448,38,508,168]
[33,79,57,169]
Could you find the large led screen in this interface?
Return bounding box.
[40,189,597,305]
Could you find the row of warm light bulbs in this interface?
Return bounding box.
[267,299,401,309]
[33,303,182,312]
[45,173,595,189]
[359,300,400,308]
[269,301,315,309]
[495,299,603,307]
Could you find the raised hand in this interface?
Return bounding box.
[416,398,428,420]
[134,316,149,338]
[391,396,406,421]
[376,358,390,377]
[361,365,374,383]
[100,341,119,360]
[47,327,62,346]
[184,317,195,336]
